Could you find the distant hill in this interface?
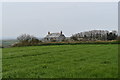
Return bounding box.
[1,39,18,48]
[1,37,43,48]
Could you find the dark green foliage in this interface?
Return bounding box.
[38,41,119,46]
[107,32,117,40]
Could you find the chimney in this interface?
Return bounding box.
[60,31,62,34]
[48,31,50,34]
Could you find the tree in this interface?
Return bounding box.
[70,35,78,41]
[17,34,40,44]
[70,30,118,41]
[107,32,117,40]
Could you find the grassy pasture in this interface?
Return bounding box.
[2,44,118,78]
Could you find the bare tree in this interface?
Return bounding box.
[17,34,40,43]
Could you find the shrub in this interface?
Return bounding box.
[14,34,41,46]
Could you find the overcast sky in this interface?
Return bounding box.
[0,3,2,40]
[2,2,118,39]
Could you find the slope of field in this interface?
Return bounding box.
[2,44,118,78]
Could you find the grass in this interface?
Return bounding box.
[2,44,118,78]
[0,48,1,79]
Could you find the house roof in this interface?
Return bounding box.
[45,33,63,38]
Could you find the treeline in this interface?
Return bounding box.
[70,30,118,41]
[11,30,119,47]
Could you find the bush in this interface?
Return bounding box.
[14,34,41,46]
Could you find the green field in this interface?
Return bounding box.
[2,44,118,78]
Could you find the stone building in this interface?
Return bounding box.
[44,31,65,42]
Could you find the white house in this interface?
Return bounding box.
[44,31,66,42]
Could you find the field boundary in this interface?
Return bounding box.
[10,41,119,48]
